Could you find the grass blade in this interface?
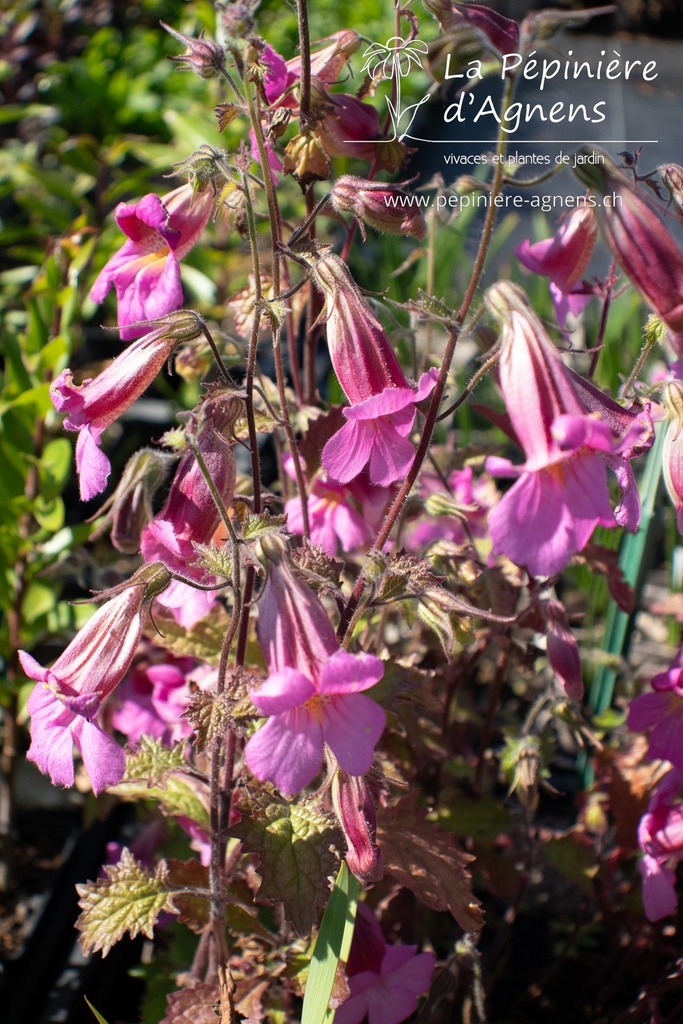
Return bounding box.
[302,861,359,1024]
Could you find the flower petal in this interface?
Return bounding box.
[319,651,384,695]
[250,669,316,715]
[245,710,324,795]
[323,693,385,776]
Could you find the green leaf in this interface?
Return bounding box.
[38,438,73,499]
[21,580,56,625]
[84,996,111,1024]
[110,775,209,830]
[183,691,235,754]
[145,607,232,665]
[242,510,288,540]
[301,863,359,1024]
[232,798,340,936]
[376,793,484,932]
[122,736,191,788]
[76,849,179,956]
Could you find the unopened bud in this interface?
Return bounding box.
[331,175,427,240]
[426,27,496,83]
[501,734,541,811]
[331,771,384,884]
[171,146,227,194]
[162,21,225,79]
[90,448,175,554]
[661,163,683,218]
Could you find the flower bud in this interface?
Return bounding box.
[331,175,427,240]
[544,599,583,699]
[90,448,175,554]
[331,771,384,884]
[661,163,683,219]
[162,21,226,79]
[574,148,683,351]
[425,27,497,83]
[424,0,519,54]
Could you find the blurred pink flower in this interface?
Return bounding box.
[637,770,683,921]
[113,653,199,746]
[91,184,213,340]
[515,207,597,326]
[628,658,683,767]
[335,903,435,1024]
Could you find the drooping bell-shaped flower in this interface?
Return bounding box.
[485,282,652,577]
[51,313,201,501]
[544,599,583,699]
[244,535,386,795]
[574,148,683,353]
[91,184,214,340]
[140,398,237,629]
[305,249,438,486]
[515,207,597,326]
[19,564,171,794]
[424,0,519,54]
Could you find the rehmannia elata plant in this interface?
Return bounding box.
[19,1,683,1020]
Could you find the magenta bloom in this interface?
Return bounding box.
[140,407,236,629]
[113,652,199,747]
[20,586,148,794]
[424,0,519,54]
[628,660,683,768]
[91,184,213,340]
[335,903,435,1024]
[310,253,438,485]
[284,461,389,556]
[515,207,597,326]
[51,327,180,501]
[485,282,652,577]
[544,600,583,700]
[637,770,683,920]
[244,538,386,795]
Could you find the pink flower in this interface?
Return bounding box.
[424,0,519,54]
[403,466,494,552]
[332,772,383,884]
[628,658,683,767]
[308,252,438,485]
[485,282,652,577]
[637,770,683,920]
[574,149,683,353]
[51,323,187,501]
[244,537,386,795]
[662,381,683,532]
[284,463,389,556]
[140,405,236,629]
[335,903,435,1024]
[113,652,199,746]
[91,184,213,340]
[19,582,157,794]
[515,207,597,326]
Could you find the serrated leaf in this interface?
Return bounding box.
[191,541,233,580]
[301,862,359,1024]
[76,849,179,956]
[376,794,484,932]
[232,800,339,936]
[184,690,234,753]
[122,736,190,788]
[162,982,221,1024]
[242,510,288,540]
[145,606,233,665]
[110,775,209,829]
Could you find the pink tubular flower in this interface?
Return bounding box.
[424,0,519,54]
[574,149,683,352]
[331,176,428,241]
[334,903,435,1024]
[113,650,200,747]
[662,381,683,532]
[91,184,213,340]
[332,772,384,884]
[140,403,237,629]
[485,282,652,577]
[244,536,386,796]
[627,655,683,768]
[515,207,597,326]
[19,576,165,794]
[51,321,193,502]
[307,251,438,486]
[637,770,683,920]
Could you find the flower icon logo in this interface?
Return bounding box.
[360,36,430,141]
